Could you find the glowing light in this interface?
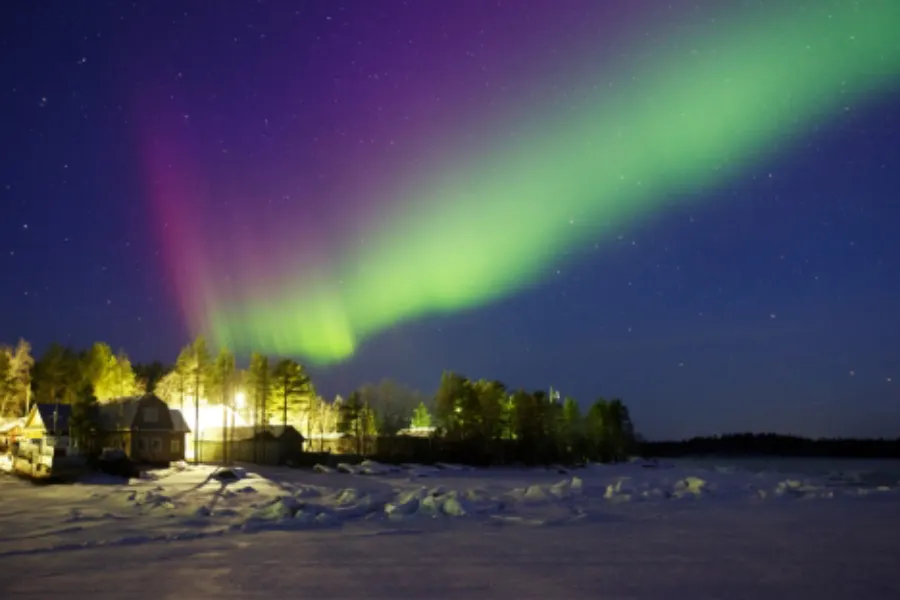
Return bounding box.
[182,404,248,439]
[234,391,246,409]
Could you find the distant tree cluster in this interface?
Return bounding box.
[421,372,636,465]
[335,379,427,455]
[642,433,900,459]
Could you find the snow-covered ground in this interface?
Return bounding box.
[1,458,899,598]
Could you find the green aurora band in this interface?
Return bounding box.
[208,1,900,364]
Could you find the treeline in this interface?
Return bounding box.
[419,372,636,464]
[0,340,142,413]
[642,433,900,459]
[335,372,637,465]
[1,336,639,465]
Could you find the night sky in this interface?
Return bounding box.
[2,1,899,440]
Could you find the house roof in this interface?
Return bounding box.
[97,397,143,431]
[269,425,304,440]
[199,425,303,442]
[0,418,24,433]
[29,404,72,434]
[96,395,190,433]
[169,409,191,433]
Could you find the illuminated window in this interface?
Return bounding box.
[171,439,180,453]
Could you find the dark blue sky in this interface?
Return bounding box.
[1,1,899,440]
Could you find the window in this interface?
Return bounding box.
[151,438,161,451]
[171,439,181,453]
[138,438,147,451]
[143,408,159,423]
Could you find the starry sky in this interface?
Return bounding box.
[2,0,899,440]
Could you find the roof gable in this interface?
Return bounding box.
[23,406,43,430]
[169,409,191,433]
[98,394,182,432]
[269,425,304,440]
[0,418,25,433]
[98,398,141,431]
[27,404,72,434]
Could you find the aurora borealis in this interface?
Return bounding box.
[3,0,900,438]
[191,1,900,364]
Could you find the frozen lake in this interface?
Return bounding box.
[1,457,899,598]
[674,456,900,487]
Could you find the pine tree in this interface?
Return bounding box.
[248,353,271,461]
[411,401,432,429]
[114,350,143,397]
[82,343,142,402]
[434,371,478,439]
[132,361,168,393]
[0,349,10,417]
[32,344,81,405]
[70,381,99,454]
[271,358,313,433]
[337,391,377,455]
[174,346,193,412]
[561,397,583,460]
[8,340,33,415]
[585,398,610,462]
[209,347,236,462]
[180,337,211,463]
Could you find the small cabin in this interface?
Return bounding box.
[0,418,24,453]
[22,404,72,446]
[98,395,191,465]
[14,405,85,479]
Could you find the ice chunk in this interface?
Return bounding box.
[359,460,399,475]
[672,476,707,497]
[774,479,820,498]
[335,488,366,506]
[550,477,583,498]
[604,478,634,502]
[255,496,300,520]
[441,495,468,517]
[385,488,426,517]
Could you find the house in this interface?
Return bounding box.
[263,425,305,465]
[22,404,72,443]
[97,395,191,465]
[270,425,305,450]
[13,405,86,479]
[0,418,25,452]
[194,424,305,465]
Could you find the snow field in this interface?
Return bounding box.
[1,458,900,598]
[1,458,898,557]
